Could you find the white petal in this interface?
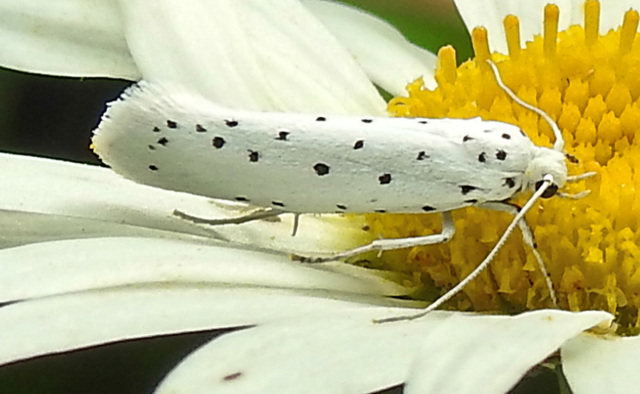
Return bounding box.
[0,0,139,78]
[155,309,611,394]
[406,310,612,394]
[0,153,223,244]
[118,0,386,114]
[0,237,407,303]
[0,286,412,366]
[0,153,362,255]
[562,332,640,394]
[0,209,211,249]
[303,0,438,94]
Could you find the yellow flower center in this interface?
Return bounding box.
[362,1,640,334]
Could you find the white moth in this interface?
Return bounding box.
[92,62,586,320]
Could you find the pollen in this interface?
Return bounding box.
[367,1,640,334]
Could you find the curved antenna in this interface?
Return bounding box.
[486,60,564,152]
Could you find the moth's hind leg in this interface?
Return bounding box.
[173,207,285,226]
[174,207,302,236]
[292,212,456,263]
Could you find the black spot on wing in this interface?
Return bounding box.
[465,199,478,204]
[417,151,429,160]
[422,206,436,212]
[152,126,161,132]
[166,120,177,129]
[463,135,473,142]
[272,201,285,207]
[313,163,330,176]
[235,196,249,202]
[149,165,158,171]
[504,177,516,188]
[248,150,259,162]
[276,131,289,141]
[375,209,386,213]
[157,137,168,146]
[316,116,326,122]
[378,173,392,185]
[460,185,477,195]
[212,137,225,149]
[196,124,207,132]
[336,204,347,210]
[501,133,511,140]
[478,152,487,163]
[361,119,372,123]
[353,140,364,150]
[496,150,507,160]
[225,119,239,127]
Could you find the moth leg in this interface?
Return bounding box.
[173,207,285,226]
[558,190,590,199]
[479,201,557,308]
[566,171,596,182]
[558,171,596,199]
[292,211,455,263]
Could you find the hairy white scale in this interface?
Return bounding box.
[92,82,567,215]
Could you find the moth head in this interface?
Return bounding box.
[526,147,567,198]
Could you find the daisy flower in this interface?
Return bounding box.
[0,0,625,393]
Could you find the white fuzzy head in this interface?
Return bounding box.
[525,147,568,198]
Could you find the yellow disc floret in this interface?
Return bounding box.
[363,1,640,333]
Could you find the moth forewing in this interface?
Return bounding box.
[92,83,549,215]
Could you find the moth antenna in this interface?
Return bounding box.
[488,60,597,193]
[375,174,557,324]
[486,60,565,152]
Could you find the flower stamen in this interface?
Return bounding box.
[471,27,491,70]
[504,15,521,60]
[584,0,600,46]
[438,46,457,85]
[544,4,559,58]
[619,9,639,55]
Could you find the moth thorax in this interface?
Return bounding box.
[525,147,567,191]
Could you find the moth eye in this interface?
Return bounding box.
[534,180,558,198]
